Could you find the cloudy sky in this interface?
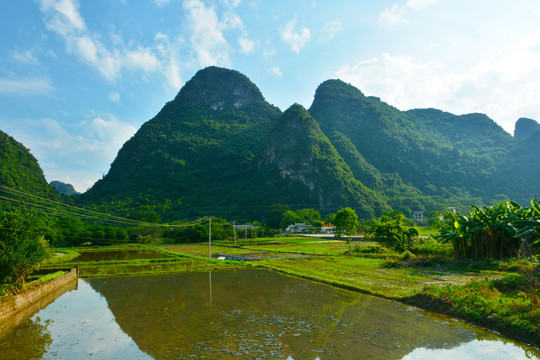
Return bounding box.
[1,0,540,192]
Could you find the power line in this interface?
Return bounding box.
[0,185,150,225]
[0,185,208,228]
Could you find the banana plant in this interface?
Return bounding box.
[438,201,524,259]
[514,200,540,257]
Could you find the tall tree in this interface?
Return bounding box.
[266,204,291,229]
[334,207,359,253]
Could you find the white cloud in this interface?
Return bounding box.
[87,116,136,154]
[405,0,439,11]
[280,16,311,53]
[166,57,183,90]
[269,67,282,77]
[182,0,249,65]
[336,30,540,134]
[72,35,122,81]
[13,50,39,64]
[378,4,406,27]
[34,115,137,191]
[38,0,183,89]
[378,0,439,27]
[0,78,54,95]
[324,19,342,41]
[153,0,171,6]
[238,36,255,54]
[38,0,86,36]
[109,92,120,103]
[155,33,184,89]
[125,47,160,72]
[223,0,242,7]
[183,0,232,66]
[39,116,137,157]
[222,11,243,29]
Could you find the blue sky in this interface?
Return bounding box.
[1,0,540,192]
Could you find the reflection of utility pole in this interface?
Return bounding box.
[208,216,212,259]
[233,221,237,246]
[209,271,213,305]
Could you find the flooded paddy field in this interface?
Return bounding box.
[71,248,175,262]
[0,269,537,359]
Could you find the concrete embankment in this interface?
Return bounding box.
[0,268,78,338]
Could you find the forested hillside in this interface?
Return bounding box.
[0,130,58,199]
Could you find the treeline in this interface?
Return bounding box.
[0,200,338,248]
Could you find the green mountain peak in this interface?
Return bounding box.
[173,66,266,110]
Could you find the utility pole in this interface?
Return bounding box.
[208,216,212,259]
[233,221,237,246]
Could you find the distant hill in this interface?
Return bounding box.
[72,67,540,220]
[0,130,58,200]
[50,180,79,196]
[514,118,540,140]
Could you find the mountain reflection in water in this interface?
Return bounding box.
[0,269,537,360]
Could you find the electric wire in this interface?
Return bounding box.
[0,185,209,228]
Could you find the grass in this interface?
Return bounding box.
[46,248,80,264]
[416,226,439,237]
[27,271,67,286]
[415,277,539,345]
[257,256,428,298]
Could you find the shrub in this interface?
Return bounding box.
[364,210,418,252]
[412,236,453,257]
[0,210,50,294]
[400,250,416,261]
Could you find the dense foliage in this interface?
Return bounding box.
[0,130,59,199]
[363,210,419,252]
[0,210,50,294]
[437,200,540,259]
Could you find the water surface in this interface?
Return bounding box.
[0,269,537,359]
[71,249,173,262]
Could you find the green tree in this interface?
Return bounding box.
[0,210,49,294]
[427,211,445,229]
[296,208,321,225]
[280,210,303,228]
[364,210,418,252]
[334,207,358,253]
[266,204,291,229]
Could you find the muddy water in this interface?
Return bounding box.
[0,269,537,360]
